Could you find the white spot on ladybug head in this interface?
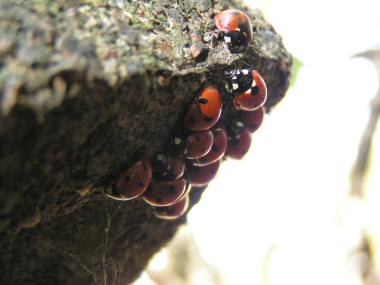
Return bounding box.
[242,69,249,75]
[232,83,239,90]
[224,36,232,43]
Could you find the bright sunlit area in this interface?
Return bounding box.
[135,0,380,284]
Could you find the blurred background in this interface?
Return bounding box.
[134,0,380,284]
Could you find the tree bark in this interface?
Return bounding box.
[0,0,292,284]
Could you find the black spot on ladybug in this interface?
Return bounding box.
[212,144,219,152]
[138,182,144,188]
[169,186,176,193]
[251,86,260,96]
[203,117,213,123]
[125,175,131,182]
[199,98,208,104]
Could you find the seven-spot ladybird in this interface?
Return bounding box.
[239,106,265,133]
[153,195,190,221]
[234,70,267,111]
[143,179,187,207]
[227,129,252,160]
[184,87,222,131]
[113,159,152,200]
[185,130,214,159]
[214,9,253,53]
[193,124,228,166]
[188,160,221,187]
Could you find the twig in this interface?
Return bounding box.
[350,52,380,197]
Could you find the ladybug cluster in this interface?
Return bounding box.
[105,10,267,221]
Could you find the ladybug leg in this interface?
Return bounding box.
[105,185,126,201]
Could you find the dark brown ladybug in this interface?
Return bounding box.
[106,159,152,200]
[239,106,265,133]
[226,129,252,160]
[153,195,190,221]
[193,124,228,166]
[143,179,186,207]
[185,130,214,159]
[188,160,221,187]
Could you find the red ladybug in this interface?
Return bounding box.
[185,130,214,159]
[214,9,253,53]
[234,70,267,111]
[226,129,252,160]
[177,180,192,201]
[193,124,228,166]
[106,159,152,200]
[239,106,265,133]
[153,195,190,221]
[188,160,221,187]
[184,87,222,131]
[143,178,186,207]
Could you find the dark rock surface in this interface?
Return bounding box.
[0,0,292,284]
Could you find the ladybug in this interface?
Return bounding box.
[177,179,192,201]
[106,159,152,200]
[143,178,187,207]
[239,106,265,133]
[184,86,222,131]
[234,70,267,111]
[226,129,252,160]
[214,9,253,53]
[153,195,189,221]
[185,130,214,159]
[152,153,185,180]
[188,160,221,187]
[193,124,228,166]
[225,69,253,95]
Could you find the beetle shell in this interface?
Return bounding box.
[214,9,253,53]
[184,87,222,131]
[166,156,185,180]
[185,130,214,159]
[193,125,228,166]
[239,106,265,133]
[143,179,187,207]
[153,195,190,221]
[188,160,221,187]
[115,159,152,200]
[226,129,252,160]
[234,70,267,111]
